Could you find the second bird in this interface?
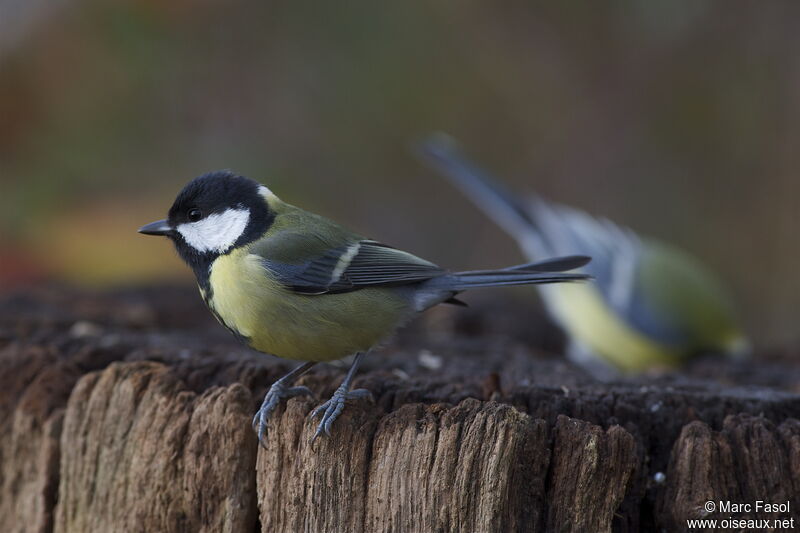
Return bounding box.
[139,170,590,445]
[418,135,749,376]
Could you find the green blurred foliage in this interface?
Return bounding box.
[1,0,798,346]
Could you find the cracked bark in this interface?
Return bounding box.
[1,287,799,532]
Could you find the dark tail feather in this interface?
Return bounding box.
[504,255,590,273]
[415,133,550,254]
[440,265,590,291]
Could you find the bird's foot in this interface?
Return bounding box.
[252,382,313,447]
[310,387,373,442]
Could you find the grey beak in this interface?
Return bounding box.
[138,219,172,236]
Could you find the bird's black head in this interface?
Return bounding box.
[139,170,275,284]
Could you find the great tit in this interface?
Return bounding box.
[139,170,591,444]
[417,135,749,376]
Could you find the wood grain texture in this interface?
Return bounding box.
[257,398,552,533]
[54,362,257,533]
[256,393,378,533]
[364,400,548,533]
[0,344,81,533]
[1,287,799,532]
[546,416,636,532]
[658,415,799,529]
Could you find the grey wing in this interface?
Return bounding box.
[416,135,638,312]
[262,239,447,295]
[525,197,641,315]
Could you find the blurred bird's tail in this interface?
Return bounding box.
[415,133,552,256]
[431,255,591,291]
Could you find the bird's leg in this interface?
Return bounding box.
[252,361,316,447]
[311,352,372,441]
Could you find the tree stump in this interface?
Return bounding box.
[1,286,798,532]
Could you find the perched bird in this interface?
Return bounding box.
[139,170,590,444]
[417,135,749,375]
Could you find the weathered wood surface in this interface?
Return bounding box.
[1,286,799,532]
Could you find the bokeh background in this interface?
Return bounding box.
[1,1,798,349]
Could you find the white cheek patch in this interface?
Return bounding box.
[177,208,251,253]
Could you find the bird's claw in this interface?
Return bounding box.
[252,383,313,447]
[310,387,373,442]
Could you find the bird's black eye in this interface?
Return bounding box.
[188,208,202,222]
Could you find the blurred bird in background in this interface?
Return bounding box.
[417,135,750,376]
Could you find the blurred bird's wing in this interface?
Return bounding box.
[417,135,640,313]
[523,201,713,350]
[523,198,642,315]
[416,134,550,254]
[252,232,447,295]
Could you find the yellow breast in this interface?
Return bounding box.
[541,283,681,372]
[205,249,412,361]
